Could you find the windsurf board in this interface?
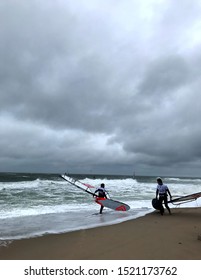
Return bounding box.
[99,198,130,211]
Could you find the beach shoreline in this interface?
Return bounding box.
[0,207,201,260]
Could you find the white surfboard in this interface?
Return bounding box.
[100,198,130,211]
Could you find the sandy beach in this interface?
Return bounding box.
[0,207,201,260]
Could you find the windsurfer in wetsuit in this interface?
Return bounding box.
[156,177,172,215]
[94,183,107,214]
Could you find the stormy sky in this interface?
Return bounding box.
[1,0,201,177]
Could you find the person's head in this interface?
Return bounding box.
[101,183,105,188]
[157,177,163,185]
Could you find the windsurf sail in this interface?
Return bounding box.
[168,191,201,205]
[61,174,96,196]
[60,174,130,211]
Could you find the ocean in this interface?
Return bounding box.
[0,172,201,241]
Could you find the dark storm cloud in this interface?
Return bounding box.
[1,0,201,176]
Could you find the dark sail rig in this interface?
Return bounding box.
[168,191,201,205]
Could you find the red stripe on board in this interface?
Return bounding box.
[115,205,127,211]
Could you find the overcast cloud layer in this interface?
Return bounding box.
[1,0,201,177]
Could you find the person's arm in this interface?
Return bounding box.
[93,189,98,197]
[156,188,159,199]
[167,188,172,199]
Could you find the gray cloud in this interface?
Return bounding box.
[1,0,201,177]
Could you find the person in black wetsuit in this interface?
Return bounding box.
[94,183,107,214]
